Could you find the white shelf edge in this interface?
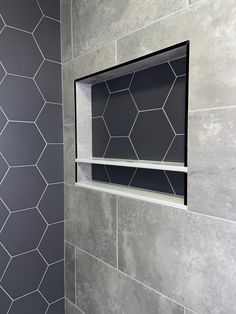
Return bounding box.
[75,158,187,173]
[75,181,187,210]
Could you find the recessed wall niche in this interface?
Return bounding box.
[75,42,189,208]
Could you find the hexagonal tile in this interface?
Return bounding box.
[1,251,47,299]
[92,165,110,183]
[104,137,137,159]
[37,144,63,183]
[0,28,43,76]
[92,118,110,157]
[38,183,64,224]
[170,57,187,76]
[130,111,175,161]
[0,208,46,255]
[0,122,45,166]
[0,75,44,121]
[37,0,60,20]
[0,199,9,231]
[35,61,62,103]
[0,244,10,279]
[0,286,11,313]
[106,73,133,92]
[164,76,186,134]
[0,154,8,182]
[0,166,46,212]
[8,291,48,314]
[39,222,64,264]
[166,171,186,196]
[34,17,61,62]
[103,91,137,136]
[0,16,4,33]
[0,0,42,32]
[0,62,6,82]
[36,103,63,143]
[47,298,64,314]
[39,261,64,303]
[92,82,109,117]
[164,135,185,163]
[130,63,175,110]
[0,108,7,133]
[106,165,135,185]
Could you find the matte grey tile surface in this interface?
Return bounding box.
[0,109,7,133]
[65,185,117,266]
[0,75,44,121]
[0,244,10,279]
[0,63,5,82]
[65,299,84,314]
[0,16,4,32]
[0,199,9,231]
[164,135,185,163]
[0,27,43,76]
[0,154,8,182]
[64,124,75,184]
[188,107,236,220]
[61,0,72,63]
[47,298,65,314]
[75,248,184,314]
[118,197,236,314]
[92,117,109,157]
[0,287,11,313]
[65,242,75,303]
[92,82,109,117]
[104,137,137,159]
[38,0,60,20]
[72,0,187,57]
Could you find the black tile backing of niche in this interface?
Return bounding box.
[92,165,186,197]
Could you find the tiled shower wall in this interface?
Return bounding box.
[62,0,236,314]
[0,1,64,313]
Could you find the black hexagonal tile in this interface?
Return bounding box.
[37,144,63,183]
[166,171,186,196]
[47,298,65,314]
[92,82,109,117]
[34,17,61,62]
[0,0,42,32]
[39,261,64,303]
[164,76,187,134]
[164,135,185,163]
[106,73,133,92]
[0,154,8,182]
[130,110,175,161]
[0,122,45,166]
[0,199,9,231]
[0,286,11,313]
[92,118,110,157]
[0,16,4,32]
[39,222,64,264]
[0,108,7,133]
[0,166,46,212]
[1,250,47,299]
[104,137,137,159]
[38,183,64,224]
[130,168,173,194]
[0,75,44,121]
[0,208,46,255]
[37,0,60,21]
[0,63,6,82]
[0,28,43,76]
[92,165,110,183]
[170,57,187,76]
[103,91,138,136]
[35,61,62,103]
[106,165,135,185]
[36,103,63,143]
[0,244,10,279]
[130,63,175,110]
[8,291,48,314]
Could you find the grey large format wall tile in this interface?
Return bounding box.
[64,124,75,184]
[72,0,187,57]
[118,197,236,314]
[61,0,72,63]
[117,0,236,111]
[188,107,236,221]
[65,185,117,266]
[65,299,84,314]
[65,242,76,303]
[75,248,184,314]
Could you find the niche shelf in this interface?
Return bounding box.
[74,41,189,209]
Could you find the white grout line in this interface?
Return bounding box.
[164,170,176,195]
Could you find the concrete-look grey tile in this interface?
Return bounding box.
[188,107,236,221]
[65,299,84,314]
[117,0,236,110]
[72,0,187,57]
[65,242,76,304]
[64,124,75,184]
[62,42,116,124]
[61,0,72,63]
[64,185,117,266]
[75,248,184,314]
[118,196,236,314]
[185,309,198,314]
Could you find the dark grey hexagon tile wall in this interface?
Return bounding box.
[0,1,64,313]
[92,55,187,197]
